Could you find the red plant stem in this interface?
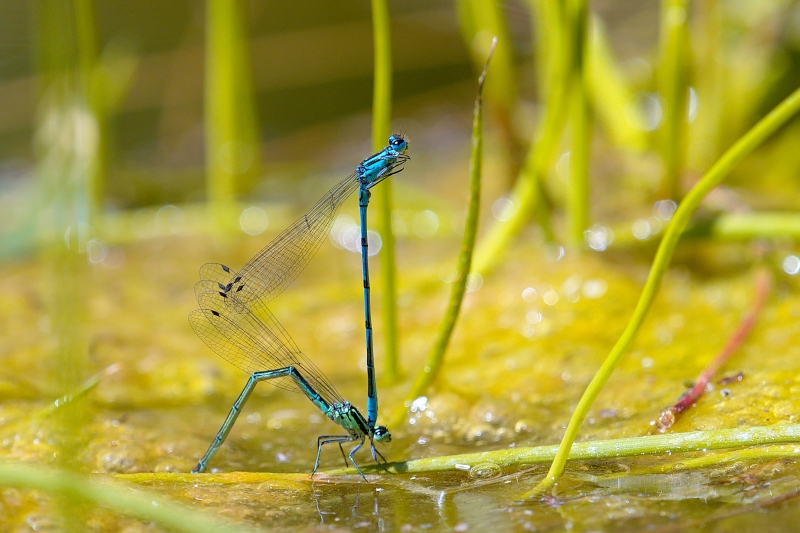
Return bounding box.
[655,268,772,432]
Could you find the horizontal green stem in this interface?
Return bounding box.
[626,445,800,477]
[325,424,800,475]
[609,212,800,247]
[683,212,800,240]
[0,462,263,533]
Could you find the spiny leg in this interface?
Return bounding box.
[312,435,358,477]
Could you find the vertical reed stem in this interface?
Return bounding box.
[370,0,400,383]
[566,0,591,246]
[657,0,689,201]
[205,0,260,233]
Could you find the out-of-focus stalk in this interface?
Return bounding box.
[370,0,400,384]
[456,0,522,183]
[566,0,591,247]
[471,0,570,276]
[205,0,260,233]
[586,15,647,151]
[35,0,97,529]
[657,0,690,201]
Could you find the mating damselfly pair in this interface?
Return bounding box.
[189,135,409,477]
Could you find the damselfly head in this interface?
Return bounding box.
[373,425,391,443]
[388,134,408,153]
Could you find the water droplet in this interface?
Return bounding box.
[410,396,429,412]
[86,238,108,264]
[635,92,663,131]
[543,290,559,306]
[466,272,483,292]
[525,311,542,324]
[582,279,607,299]
[556,152,570,183]
[584,224,614,251]
[687,87,699,122]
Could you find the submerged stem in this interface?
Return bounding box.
[654,268,771,432]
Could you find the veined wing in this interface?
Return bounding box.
[194,277,302,358]
[199,173,360,308]
[190,288,344,404]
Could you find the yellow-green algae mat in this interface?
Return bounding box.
[2,229,800,533]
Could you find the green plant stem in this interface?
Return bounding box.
[527,84,800,498]
[586,15,647,151]
[566,0,591,246]
[456,0,521,183]
[529,0,562,103]
[472,1,571,276]
[205,0,259,233]
[605,445,800,478]
[608,212,800,248]
[39,365,117,418]
[0,462,262,533]
[470,95,564,276]
[74,0,105,220]
[388,40,494,430]
[35,2,92,489]
[324,424,800,476]
[370,0,400,385]
[682,212,800,240]
[690,1,724,171]
[657,0,689,201]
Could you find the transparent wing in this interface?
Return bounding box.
[189,287,344,403]
[199,174,360,308]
